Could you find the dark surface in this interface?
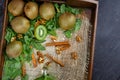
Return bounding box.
[0,0,4,39]
[93,0,120,80]
[0,0,120,80]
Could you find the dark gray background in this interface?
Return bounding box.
[93,0,120,80]
[1,0,120,80]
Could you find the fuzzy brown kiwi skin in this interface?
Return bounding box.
[8,0,25,16]
[24,2,38,20]
[6,41,23,58]
[39,2,55,20]
[59,12,76,30]
[11,16,30,34]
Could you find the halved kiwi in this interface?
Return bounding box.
[34,25,47,41]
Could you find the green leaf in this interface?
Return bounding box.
[64,30,72,38]
[74,19,82,31]
[45,74,56,80]
[14,57,20,62]
[48,30,57,36]
[25,25,34,38]
[11,69,21,79]
[45,18,57,36]
[46,19,55,30]
[8,12,14,22]
[30,19,36,26]
[2,56,22,80]
[36,15,41,20]
[14,62,21,68]
[21,75,29,80]
[54,3,83,15]
[65,6,82,15]
[54,3,60,13]
[22,44,32,61]
[19,55,24,62]
[35,74,56,80]
[35,75,44,80]
[24,53,32,62]
[32,39,46,43]
[5,27,16,44]
[60,4,66,13]
[24,36,32,45]
[31,41,45,50]
[24,16,41,38]
[30,15,41,25]
[53,13,61,29]
[23,44,31,54]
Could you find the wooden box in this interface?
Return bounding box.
[0,0,98,80]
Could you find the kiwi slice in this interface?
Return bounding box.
[35,25,47,40]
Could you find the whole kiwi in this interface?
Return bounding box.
[8,0,25,16]
[59,12,76,30]
[6,41,22,58]
[24,2,38,20]
[11,16,30,34]
[39,2,55,20]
